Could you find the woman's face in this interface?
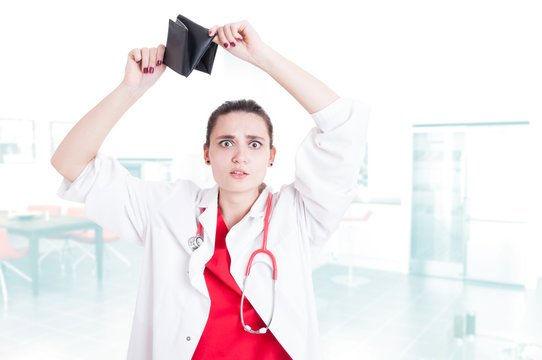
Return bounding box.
[204,111,276,196]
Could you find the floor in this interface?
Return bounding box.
[1,240,541,360]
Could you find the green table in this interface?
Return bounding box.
[0,214,103,296]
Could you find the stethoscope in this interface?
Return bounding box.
[189,192,277,334]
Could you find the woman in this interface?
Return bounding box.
[52,20,369,360]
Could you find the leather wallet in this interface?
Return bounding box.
[163,14,218,77]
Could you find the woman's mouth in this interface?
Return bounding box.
[230,170,248,179]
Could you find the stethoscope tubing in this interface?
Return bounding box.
[244,193,277,280]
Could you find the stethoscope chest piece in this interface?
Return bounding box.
[188,235,203,251]
[189,208,206,251]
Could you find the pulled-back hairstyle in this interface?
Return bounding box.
[205,99,274,149]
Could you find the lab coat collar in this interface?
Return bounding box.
[196,184,219,209]
[195,184,271,219]
[247,184,271,218]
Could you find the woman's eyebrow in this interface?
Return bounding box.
[215,135,266,141]
[216,135,236,140]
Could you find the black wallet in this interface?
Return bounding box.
[163,14,218,77]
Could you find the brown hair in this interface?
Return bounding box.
[205,99,273,149]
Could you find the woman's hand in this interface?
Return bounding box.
[122,45,166,93]
[209,21,270,68]
[52,45,167,182]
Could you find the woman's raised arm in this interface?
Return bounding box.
[51,45,166,182]
[209,22,339,114]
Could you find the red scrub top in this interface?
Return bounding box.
[192,207,292,360]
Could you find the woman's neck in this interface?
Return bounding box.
[218,187,261,230]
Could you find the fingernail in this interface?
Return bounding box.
[224,42,229,48]
[143,67,148,74]
[208,29,212,36]
[149,67,154,74]
[230,42,236,47]
[157,60,162,66]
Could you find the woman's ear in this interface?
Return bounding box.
[203,144,211,165]
[268,146,276,167]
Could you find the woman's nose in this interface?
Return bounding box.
[232,147,248,164]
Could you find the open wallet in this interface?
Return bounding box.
[163,14,218,77]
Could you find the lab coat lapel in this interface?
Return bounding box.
[227,187,269,267]
[228,188,276,322]
[188,186,218,297]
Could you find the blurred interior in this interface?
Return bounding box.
[1,1,541,359]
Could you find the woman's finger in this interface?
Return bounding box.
[149,48,157,74]
[141,47,150,73]
[156,44,165,66]
[209,25,220,46]
[223,24,236,48]
[229,22,245,41]
[208,25,218,37]
[217,26,229,49]
[128,48,142,63]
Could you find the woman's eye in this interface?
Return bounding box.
[249,141,262,149]
[219,140,233,147]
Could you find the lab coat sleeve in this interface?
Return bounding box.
[294,98,370,248]
[57,153,154,245]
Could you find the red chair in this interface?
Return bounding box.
[66,207,131,271]
[0,228,32,305]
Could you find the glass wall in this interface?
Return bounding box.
[411,130,467,278]
[410,123,531,286]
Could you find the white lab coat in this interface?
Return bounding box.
[58,98,369,360]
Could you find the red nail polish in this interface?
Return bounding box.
[157,60,162,66]
[149,67,154,74]
[224,42,229,48]
[143,67,148,74]
[230,42,236,47]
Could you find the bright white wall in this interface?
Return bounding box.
[1,0,541,277]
